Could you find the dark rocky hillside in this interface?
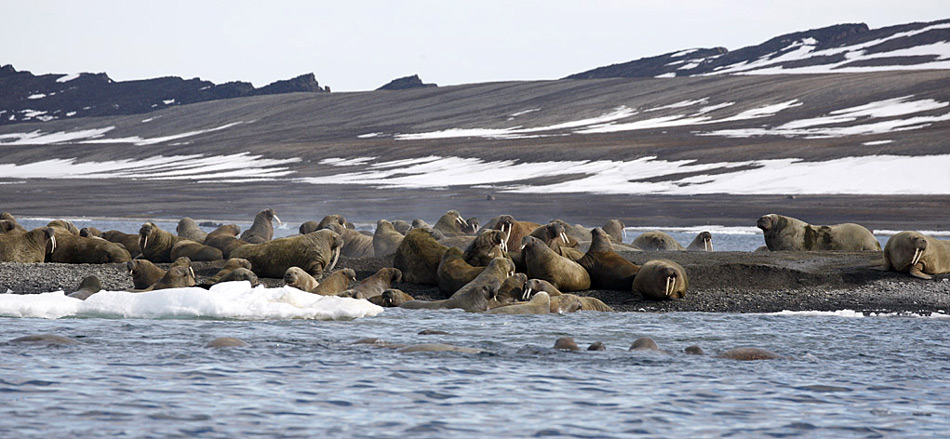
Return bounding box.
[377,74,437,91]
[0,66,328,125]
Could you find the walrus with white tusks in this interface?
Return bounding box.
[463,229,510,267]
[176,217,208,242]
[139,222,222,263]
[488,272,527,308]
[530,222,584,260]
[140,265,196,291]
[203,224,246,258]
[486,291,551,315]
[879,231,950,279]
[577,228,640,291]
[341,268,402,300]
[312,268,357,296]
[521,280,612,313]
[686,231,714,252]
[284,266,320,292]
[603,219,626,243]
[231,229,342,279]
[633,259,688,300]
[317,214,348,231]
[373,220,405,258]
[633,231,686,251]
[0,227,56,262]
[48,231,132,264]
[127,259,165,289]
[67,276,102,300]
[394,228,450,286]
[493,215,541,253]
[369,289,415,307]
[392,220,412,235]
[521,236,590,292]
[548,219,592,242]
[433,210,470,237]
[47,219,80,235]
[462,217,479,235]
[239,208,281,244]
[207,258,253,283]
[323,223,375,258]
[756,214,880,252]
[400,257,512,312]
[437,247,486,296]
[101,230,141,256]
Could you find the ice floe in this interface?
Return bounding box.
[0,282,383,320]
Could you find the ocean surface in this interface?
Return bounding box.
[3,218,950,437]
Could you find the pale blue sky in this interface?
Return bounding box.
[2,1,947,91]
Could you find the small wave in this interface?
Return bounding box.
[769,309,950,319]
[0,282,383,320]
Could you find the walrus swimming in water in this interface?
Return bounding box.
[176,217,208,242]
[239,208,281,244]
[312,268,357,296]
[373,220,405,258]
[879,231,950,279]
[577,228,640,290]
[757,214,880,252]
[284,266,320,292]
[203,224,246,258]
[633,259,688,300]
[486,291,551,315]
[718,347,781,361]
[338,268,402,300]
[231,229,342,279]
[400,257,513,312]
[521,236,590,291]
[437,247,486,296]
[0,227,55,262]
[632,231,685,251]
[394,228,449,285]
[67,276,102,300]
[127,259,166,289]
[48,232,131,263]
[462,229,509,267]
[433,210,470,237]
[686,231,714,252]
[368,289,415,307]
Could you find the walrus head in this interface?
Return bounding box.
[317,214,345,230]
[0,220,15,233]
[387,268,403,284]
[160,266,196,289]
[462,217,479,235]
[44,227,57,255]
[698,231,713,252]
[222,268,259,286]
[520,235,541,251]
[658,265,682,299]
[756,215,775,232]
[906,233,929,267]
[494,215,517,243]
[263,208,282,227]
[138,222,157,250]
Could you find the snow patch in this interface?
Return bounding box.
[394,106,637,140]
[357,132,383,138]
[862,140,893,146]
[645,99,709,112]
[27,93,46,100]
[55,73,80,83]
[319,157,375,167]
[654,72,676,78]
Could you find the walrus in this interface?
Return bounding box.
[488,272,527,308]
[208,258,253,283]
[67,276,102,300]
[437,247,486,296]
[140,222,222,263]
[462,229,510,267]
[47,219,79,235]
[549,294,585,314]
[879,231,950,279]
[176,217,208,242]
[462,217,479,235]
[686,231,714,251]
[312,268,357,296]
[400,257,513,312]
[433,210,470,237]
[9,334,80,345]
[239,208,281,244]
[284,266,320,292]
[323,223,374,259]
[684,346,705,355]
[316,214,348,231]
[0,212,26,234]
[393,228,449,285]
[339,267,402,300]
[521,280,610,313]
[588,342,606,351]
[529,222,584,260]
[554,337,580,351]
[632,231,685,251]
[603,219,626,243]
[101,230,141,256]
[368,289,415,307]
[230,229,342,279]
[629,337,661,351]
[486,291,551,315]
[632,259,688,300]
[206,337,248,348]
[373,220,405,258]
[521,236,590,291]
[48,232,132,264]
[141,265,196,291]
[411,218,432,230]
[203,224,246,258]
[0,227,56,262]
[392,220,412,235]
[493,215,541,252]
[577,227,641,290]
[127,259,166,289]
[549,219,592,242]
[217,267,259,286]
[757,214,880,251]
[718,347,781,361]
[79,227,103,238]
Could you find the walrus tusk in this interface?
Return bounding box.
[912,248,922,266]
[522,287,532,301]
[705,238,712,252]
[49,235,56,254]
[274,215,282,226]
[500,240,508,252]
[141,236,148,250]
[560,232,568,244]
[503,224,511,242]
[665,276,673,297]
[327,246,341,273]
[456,216,465,225]
[189,267,195,280]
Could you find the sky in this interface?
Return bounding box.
[2,1,947,91]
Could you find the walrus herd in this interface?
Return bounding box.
[0,210,947,310]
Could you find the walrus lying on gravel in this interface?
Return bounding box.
[140,266,196,291]
[127,259,166,289]
[577,228,640,290]
[140,222,223,262]
[463,229,509,267]
[240,208,281,244]
[0,212,26,234]
[101,230,141,256]
[47,219,79,235]
[0,227,55,263]
[312,268,357,296]
[394,228,449,285]
[373,220,405,258]
[603,219,626,243]
[437,247,486,296]
[432,210,471,237]
[633,231,685,251]
[633,259,688,300]
[79,227,102,238]
[392,220,412,235]
[400,257,513,312]
[879,231,950,279]
[48,232,132,264]
[203,224,246,258]
[323,223,375,259]
[757,214,880,252]
[687,231,714,251]
[521,236,590,291]
[493,215,541,253]
[530,222,583,260]
[207,258,255,285]
[177,217,208,242]
[521,279,613,312]
[231,229,342,279]
[338,268,402,299]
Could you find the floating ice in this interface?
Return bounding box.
[0,282,383,320]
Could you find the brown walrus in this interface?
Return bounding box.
[230,229,342,279]
[46,219,80,235]
[176,217,208,242]
[139,222,222,263]
[462,229,509,267]
[603,219,626,243]
[339,268,402,300]
[240,208,281,244]
[67,276,103,300]
[433,210,470,237]
[529,222,584,260]
[521,280,611,313]
[437,247,486,296]
[488,272,528,308]
[208,258,253,283]
[392,220,412,235]
[216,267,259,286]
[323,223,375,259]
[368,289,415,307]
[79,227,103,238]
[206,337,248,348]
[577,228,640,290]
[550,294,585,314]
[373,219,405,258]
[757,214,880,251]
[140,265,196,291]
[493,215,541,252]
[0,212,27,234]
[718,347,781,361]
[312,268,357,296]
[521,236,590,291]
[48,232,132,264]
[203,224,246,258]
[629,337,661,351]
[879,231,950,279]
[686,231,714,252]
[486,292,551,315]
[548,219,592,242]
[632,259,688,300]
[393,228,449,285]
[101,230,141,256]
[284,266,320,292]
[0,227,56,262]
[632,231,685,251]
[400,257,513,312]
[127,259,166,289]
[462,217,479,235]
